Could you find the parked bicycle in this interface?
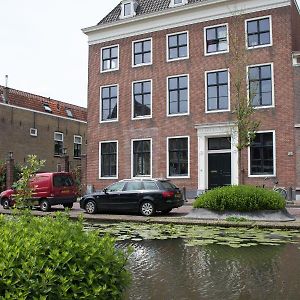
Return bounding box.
[262,177,288,200]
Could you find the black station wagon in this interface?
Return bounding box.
[80,178,184,216]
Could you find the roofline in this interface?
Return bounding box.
[294,0,300,14]
[0,102,87,124]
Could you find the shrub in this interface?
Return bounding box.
[193,185,285,212]
[0,213,131,299]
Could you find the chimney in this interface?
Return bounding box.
[3,75,9,103]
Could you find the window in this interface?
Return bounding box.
[249,132,275,176]
[120,0,137,19]
[74,135,82,158]
[206,70,229,112]
[246,16,271,48]
[168,137,189,177]
[126,181,143,191]
[133,38,152,66]
[205,24,228,55]
[30,128,38,137]
[143,181,159,190]
[106,181,125,192]
[100,85,118,122]
[101,45,119,72]
[54,132,63,156]
[167,32,188,61]
[43,103,52,113]
[100,141,117,178]
[132,80,152,119]
[168,75,188,115]
[132,139,151,177]
[124,3,131,16]
[248,64,273,107]
[169,0,188,7]
[66,109,73,118]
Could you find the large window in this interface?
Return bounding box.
[205,24,228,55]
[246,16,271,48]
[250,132,275,176]
[54,132,63,156]
[206,70,229,112]
[101,85,118,122]
[133,80,152,119]
[168,75,188,115]
[101,45,119,72]
[133,39,152,66]
[168,137,189,177]
[74,135,82,158]
[248,64,273,107]
[167,32,188,61]
[132,139,151,177]
[100,141,117,178]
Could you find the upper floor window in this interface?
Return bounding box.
[167,31,188,61]
[246,16,272,48]
[132,139,152,177]
[167,75,189,116]
[100,85,118,122]
[74,135,82,158]
[43,103,52,113]
[169,0,188,7]
[66,108,73,118]
[133,38,152,66]
[120,0,138,19]
[248,63,273,108]
[206,69,229,112]
[101,45,119,72]
[204,24,228,55]
[132,80,152,119]
[54,132,63,156]
[100,141,118,178]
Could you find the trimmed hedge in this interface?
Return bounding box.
[0,212,130,299]
[193,185,285,212]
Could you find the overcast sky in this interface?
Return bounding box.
[0,0,299,108]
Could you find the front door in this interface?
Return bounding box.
[208,153,231,189]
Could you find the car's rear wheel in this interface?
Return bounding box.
[63,203,73,209]
[140,201,155,216]
[2,198,10,209]
[40,199,51,212]
[85,200,97,214]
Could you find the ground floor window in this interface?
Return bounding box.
[250,132,274,175]
[100,141,117,178]
[132,139,151,177]
[168,137,189,177]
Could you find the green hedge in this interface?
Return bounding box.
[193,185,285,212]
[0,212,130,299]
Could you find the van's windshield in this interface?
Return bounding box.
[53,175,74,187]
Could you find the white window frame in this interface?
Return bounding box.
[248,130,276,178]
[132,37,153,67]
[131,138,152,178]
[245,15,273,50]
[205,68,230,113]
[166,73,190,117]
[100,44,120,73]
[120,0,137,19]
[30,128,38,137]
[166,135,190,179]
[74,135,82,158]
[99,140,119,180]
[204,23,229,56]
[54,132,63,142]
[169,0,188,7]
[132,79,152,120]
[166,30,189,62]
[246,62,275,109]
[99,84,119,123]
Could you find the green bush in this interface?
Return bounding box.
[0,213,130,299]
[193,185,285,212]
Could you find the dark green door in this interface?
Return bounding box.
[208,153,231,189]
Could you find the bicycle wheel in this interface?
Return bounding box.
[274,187,288,199]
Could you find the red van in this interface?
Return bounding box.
[0,172,77,212]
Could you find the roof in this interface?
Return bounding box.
[98,0,206,25]
[0,85,87,122]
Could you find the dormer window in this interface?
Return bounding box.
[169,0,188,7]
[43,103,52,113]
[120,0,138,19]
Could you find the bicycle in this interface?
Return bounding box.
[262,177,288,200]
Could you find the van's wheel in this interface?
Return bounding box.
[140,201,155,216]
[40,199,51,212]
[63,203,73,209]
[2,198,10,209]
[85,200,97,214]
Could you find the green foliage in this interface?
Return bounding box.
[225,216,247,222]
[0,161,21,192]
[0,213,131,299]
[14,155,45,208]
[193,185,286,212]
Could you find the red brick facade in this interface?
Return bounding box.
[86,1,300,195]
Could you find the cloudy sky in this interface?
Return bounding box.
[0,0,299,107]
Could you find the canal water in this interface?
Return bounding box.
[86,222,300,300]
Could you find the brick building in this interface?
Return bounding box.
[0,85,87,173]
[83,0,300,197]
